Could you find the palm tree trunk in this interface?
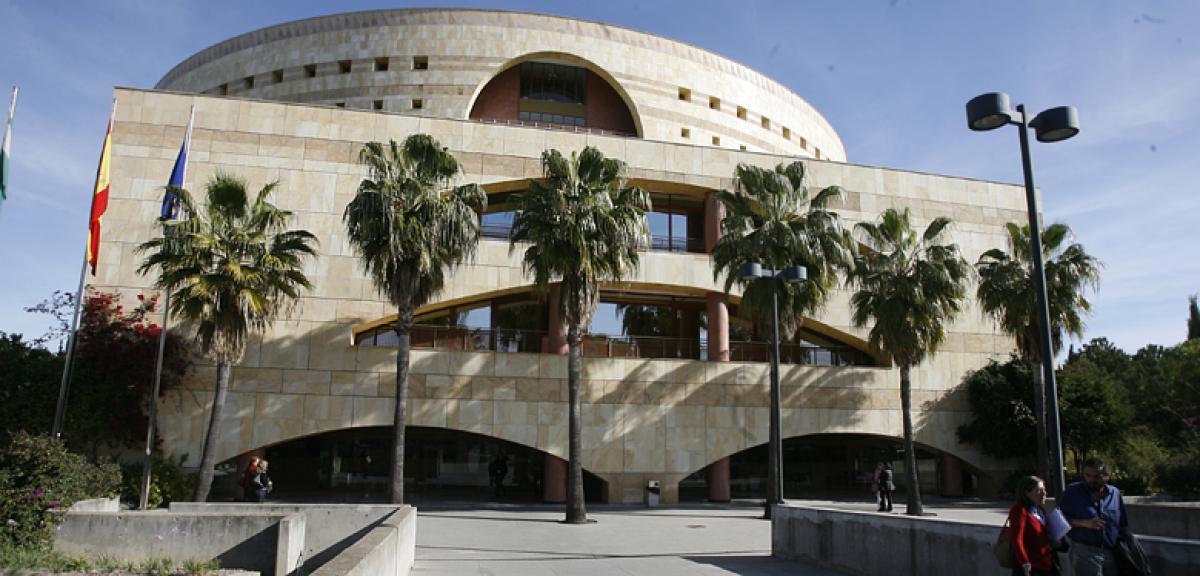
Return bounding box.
[391,307,412,504]
[565,323,587,524]
[899,364,923,516]
[192,360,231,502]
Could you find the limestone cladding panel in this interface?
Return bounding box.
[109,88,1019,500]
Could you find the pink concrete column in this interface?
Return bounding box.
[704,191,725,253]
[707,456,731,502]
[706,292,730,362]
[543,283,568,355]
[939,453,964,496]
[543,453,567,503]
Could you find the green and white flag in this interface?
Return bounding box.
[0,86,16,210]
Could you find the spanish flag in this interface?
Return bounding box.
[86,104,113,276]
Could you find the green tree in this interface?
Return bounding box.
[344,136,485,504]
[849,208,970,516]
[975,222,1100,480]
[956,358,1037,461]
[1188,294,1199,340]
[2,292,188,458]
[1057,355,1130,473]
[509,147,648,523]
[138,175,317,502]
[710,161,852,338]
[0,333,60,445]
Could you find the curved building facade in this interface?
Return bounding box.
[156,9,845,160]
[95,9,1029,503]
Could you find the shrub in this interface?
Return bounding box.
[1157,452,1200,499]
[0,431,120,549]
[1110,428,1169,495]
[120,453,197,509]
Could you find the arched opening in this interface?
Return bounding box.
[678,433,987,502]
[468,52,641,137]
[213,426,608,504]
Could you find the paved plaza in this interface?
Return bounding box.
[412,498,1015,575]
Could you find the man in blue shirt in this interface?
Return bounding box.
[1056,458,1129,576]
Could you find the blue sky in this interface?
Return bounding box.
[1,0,1196,355]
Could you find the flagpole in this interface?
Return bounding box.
[53,96,116,439]
[139,105,193,509]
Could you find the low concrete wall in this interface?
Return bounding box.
[310,507,417,576]
[68,497,119,512]
[1127,501,1200,540]
[54,511,305,576]
[170,503,400,570]
[772,504,1200,576]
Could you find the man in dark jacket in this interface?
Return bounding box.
[1057,458,1130,576]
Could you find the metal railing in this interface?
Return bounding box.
[646,235,705,253]
[580,335,704,360]
[469,116,637,138]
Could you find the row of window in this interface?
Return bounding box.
[676,86,821,157]
[210,55,431,96]
[517,111,586,127]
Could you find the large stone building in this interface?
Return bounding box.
[98,9,1023,503]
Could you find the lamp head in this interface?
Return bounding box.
[782,266,807,284]
[967,92,1013,131]
[1030,106,1080,142]
[740,262,762,281]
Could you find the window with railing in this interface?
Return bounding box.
[644,193,704,253]
[353,292,879,367]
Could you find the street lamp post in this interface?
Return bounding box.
[966,92,1079,496]
[740,262,806,518]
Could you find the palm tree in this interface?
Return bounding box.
[975,222,1100,478]
[711,161,853,340]
[849,208,970,516]
[509,147,649,523]
[138,175,318,501]
[343,135,485,504]
[710,161,853,512]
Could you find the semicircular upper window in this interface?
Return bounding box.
[470,58,638,137]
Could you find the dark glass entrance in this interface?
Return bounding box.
[242,426,606,503]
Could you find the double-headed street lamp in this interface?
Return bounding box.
[966,92,1080,496]
[740,262,806,518]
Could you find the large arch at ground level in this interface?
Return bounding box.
[678,433,996,502]
[213,425,609,504]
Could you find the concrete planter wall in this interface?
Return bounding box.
[772,504,1200,576]
[310,507,417,576]
[54,511,305,576]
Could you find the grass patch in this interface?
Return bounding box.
[0,545,218,574]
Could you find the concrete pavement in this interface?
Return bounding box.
[413,503,849,575]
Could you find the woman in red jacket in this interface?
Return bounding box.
[1008,475,1059,575]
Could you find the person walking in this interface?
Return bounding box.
[1008,475,1062,576]
[239,455,260,502]
[489,451,509,498]
[871,462,884,507]
[1058,459,1128,576]
[251,459,274,503]
[877,462,894,512]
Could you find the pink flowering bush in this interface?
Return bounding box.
[0,431,120,550]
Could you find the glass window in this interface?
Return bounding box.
[520,61,586,105]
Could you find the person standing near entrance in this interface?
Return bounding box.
[877,462,894,512]
[871,462,884,507]
[489,452,509,498]
[1058,459,1128,576]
